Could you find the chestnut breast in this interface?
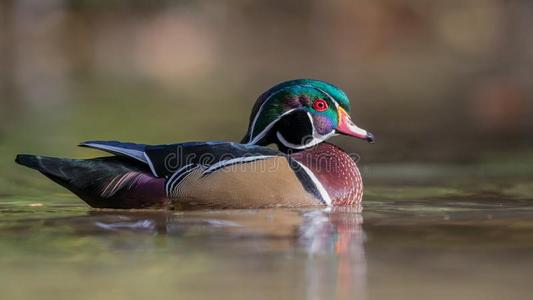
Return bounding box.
[290,142,363,206]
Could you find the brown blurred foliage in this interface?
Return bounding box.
[1,0,532,162]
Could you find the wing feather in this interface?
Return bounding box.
[80,141,148,163]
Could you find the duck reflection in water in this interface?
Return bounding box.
[42,206,366,300]
[300,208,366,300]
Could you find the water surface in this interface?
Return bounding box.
[1,164,533,300]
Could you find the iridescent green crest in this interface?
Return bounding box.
[244,79,351,144]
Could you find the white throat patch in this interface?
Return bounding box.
[275,112,336,150]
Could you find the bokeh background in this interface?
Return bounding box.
[3,3,533,299]
[1,0,533,169]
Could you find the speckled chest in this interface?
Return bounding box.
[290,142,363,206]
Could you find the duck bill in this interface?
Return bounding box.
[336,107,375,143]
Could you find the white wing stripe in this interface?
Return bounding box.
[202,155,275,175]
[143,152,158,177]
[165,163,195,196]
[84,143,147,164]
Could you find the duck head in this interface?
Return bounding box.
[241,79,374,152]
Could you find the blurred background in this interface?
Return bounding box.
[1,0,533,167]
[3,3,533,299]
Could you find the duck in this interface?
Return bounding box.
[15,79,374,209]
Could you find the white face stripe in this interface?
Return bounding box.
[276,131,324,150]
[247,84,344,144]
[293,160,332,206]
[248,86,294,143]
[274,112,336,150]
[247,109,297,145]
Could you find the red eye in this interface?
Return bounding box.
[312,99,328,112]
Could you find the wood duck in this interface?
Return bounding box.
[15,79,374,209]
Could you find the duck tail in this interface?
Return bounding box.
[14,154,165,208]
[15,154,102,204]
[15,154,98,187]
[15,154,66,179]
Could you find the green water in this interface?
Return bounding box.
[2,81,533,299]
[2,160,533,300]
